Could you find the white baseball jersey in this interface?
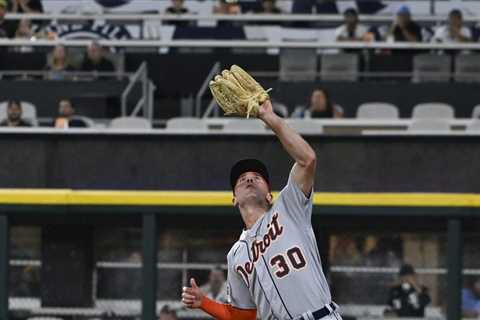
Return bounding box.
[226,170,334,320]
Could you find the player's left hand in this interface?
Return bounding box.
[182,278,205,309]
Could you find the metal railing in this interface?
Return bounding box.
[3,38,480,50]
[4,12,480,23]
[121,62,156,121]
[195,62,220,117]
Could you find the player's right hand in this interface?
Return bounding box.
[182,278,204,309]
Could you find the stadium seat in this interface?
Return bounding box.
[166,117,208,131]
[279,49,318,82]
[320,53,359,82]
[472,105,480,118]
[412,103,455,119]
[412,54,452,82]
[278,28,320,81]
[109,117,151,129]
[408,119,451,131]
[222,119,266,132]
[0,100,38,126]
[286,119,323,134]
[454,54,480,82]
[466,119,480,131]
[356,103,399,119]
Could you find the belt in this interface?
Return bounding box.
[300,302,337,320]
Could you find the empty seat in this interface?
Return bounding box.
[320,53,359,82]
[109,117,151,129]
[454,54,480,82]
[0,100,38,126]
[412,54,451,82]
[356,103,399,119]
[223,119,266,132]
[466,119,480,131]
[279,49,318,81]
[286,119,323,134]
[166,117,208,131]
[408,119,450,131]
[472,105,480,118]
[412,103,454,119]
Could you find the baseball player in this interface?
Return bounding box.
[181,99,341,320]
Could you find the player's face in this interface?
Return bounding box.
[233,171,271,206]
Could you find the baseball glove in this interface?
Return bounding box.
[209,65,272,118]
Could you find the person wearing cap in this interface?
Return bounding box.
[387,5,422,43]
[385,264,431,317]
[182,99,342,320]
[335,8,370,42]
[432,9,472,43]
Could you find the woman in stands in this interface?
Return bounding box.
[45,44,74,80]
[304,88,344,118]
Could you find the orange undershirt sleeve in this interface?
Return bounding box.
[200,296,257,320]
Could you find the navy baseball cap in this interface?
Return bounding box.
[230,158,270,190]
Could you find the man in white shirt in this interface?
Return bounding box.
[432,9,472,43]
[335,8,369,41]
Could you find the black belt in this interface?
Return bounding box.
[301,302,337,320]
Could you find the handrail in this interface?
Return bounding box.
[202,99,219,119]
[121,62,147,116]
[2,39,480,50]
[0,70,130,77]
[195,62,220,117]
[4,13,480,23]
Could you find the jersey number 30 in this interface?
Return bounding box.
[270,246,306,278]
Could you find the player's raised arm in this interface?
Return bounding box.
[258,100,317,197]
[209,65,316,197]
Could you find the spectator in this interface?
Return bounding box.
[200,266,228,303]
[45,44,74,80]
[0,100,32,127]
[0,0,15,38]
[166,0,188,14]
[53,99,88,128]
[253,0,282,14]
[8,0,44,13]
[387,6,422,43]
[159,305,178,320]
[165,0,190,27]
[302,88,343,118]
[213,0,241,15]
[386,264,431,317]
[462,277,480,318]
[80,42,115,74]
[335,8,370,42]
[14,19,32,38]
[432,9,472,43]
[9,0,44,34]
